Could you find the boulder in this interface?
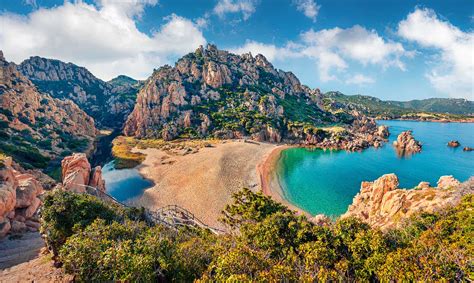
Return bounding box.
[89,166,106,192]
[61,153,91,193]
[377,125,389,138]
[15,174,43,208]
[10,220,27,233]
[437,175,461,189]
[463,147,473,152]
[0,219,11,238]
[61,153,106,193]
[416,182,431,189]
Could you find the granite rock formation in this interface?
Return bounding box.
[0,51,97,170]
[343,174,473,230]
[124,45,386,150]
[447,140,460,147]
[393,130,422,155]
[18,57,140,129]
[0,157,43,238]
[61,153,105,193]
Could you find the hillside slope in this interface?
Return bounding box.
[0,51,97,171]
[324,91,473,118]
[18,57,140,129]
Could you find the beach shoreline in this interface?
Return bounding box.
[257,145,312,217]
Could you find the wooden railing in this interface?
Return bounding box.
[74,184,224,235]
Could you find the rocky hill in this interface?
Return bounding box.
[124,45,385,149]
[324,91,474,119]
[18,57,139,129]
[0,51,97,173]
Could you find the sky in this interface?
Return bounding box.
[0,0,473,101]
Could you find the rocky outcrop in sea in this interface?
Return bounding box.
[343,173,473,230]
[393,130,422,155]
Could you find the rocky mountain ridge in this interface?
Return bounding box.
[0,51,97,172]
[18,57,139,129]
[124,44,386,149]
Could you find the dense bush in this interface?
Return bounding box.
[41,189,473,281]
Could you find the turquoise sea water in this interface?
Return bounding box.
[276,121,474,217]
[102,161,153,202]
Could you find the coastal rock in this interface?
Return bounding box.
[377,125,389,138]
[309,214,331,226]
[61,153,91,193]
[0,158,43,238]
[417,181,431,189]
[437,175,461,189]
[393,130,422,155]
[61,153,106,193]
[89,166,106,192]
[447,140,460,147]
[463,146,473,152]
[343,174,470,230]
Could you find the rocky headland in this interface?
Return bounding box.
[343,174,473,230]
[123,44,388,151]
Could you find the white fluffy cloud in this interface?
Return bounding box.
[294,0,320,22]
[346,74,375,85]
[398,8,473,99]
[0,1,206,80]
[213,0,257,21]
[231,25,409,83]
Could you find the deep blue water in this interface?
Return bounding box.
[102,161,153,202]
[276,121,474,217]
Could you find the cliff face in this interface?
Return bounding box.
[0,51,97,170]
[61,153,105,193]
[343,174,473,230]
[0,157,43,238]
[18,57,139,129]
[124,45,385,148]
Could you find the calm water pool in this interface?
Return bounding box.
[276,121,474,217]
[102,161,153,202]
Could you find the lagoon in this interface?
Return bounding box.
[276,121,474,217]
[102,161,153,202]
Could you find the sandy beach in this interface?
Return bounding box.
[129,140,280,230]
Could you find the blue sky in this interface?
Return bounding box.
[0,0,473,100]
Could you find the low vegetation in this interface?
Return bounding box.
[111,136,220,168]
[41,189,473,281]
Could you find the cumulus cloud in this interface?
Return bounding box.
[300,25,409,82]
[293,0,320,22]
[398,8,473,99]
[213,0,257,21]
[0,1,206,80]
[232,25,409,83]
[230,40,299,61]
[346,74,375,85]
